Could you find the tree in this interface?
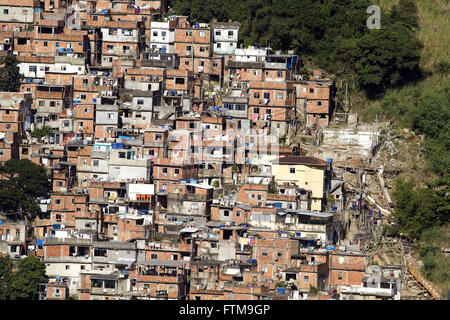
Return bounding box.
[31,126,55,139]
[391,177,450,238]
[0,160,51,224]
[411,93,450,175]
[348,22,422,98]
[0,54,23,92]
[9,255,48,300]
[0,255,14,300]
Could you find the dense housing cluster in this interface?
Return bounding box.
[0,0,402,301]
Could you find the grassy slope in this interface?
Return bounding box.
[369,1,450,298]
[352,0,450,123]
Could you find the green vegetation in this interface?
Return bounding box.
[416,226,450,296]
[151,232,163,242]
[391,176,449,238]
[309,285,319,295]
[0,159,51,221]
[31,126,55,139]
[0,54,23,92]
[0,255,48,300]
[170,0,421,97]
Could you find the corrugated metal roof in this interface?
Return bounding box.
[179,227,199,233]
[141,260,187,267]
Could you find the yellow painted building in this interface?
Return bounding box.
[271,156,328,211]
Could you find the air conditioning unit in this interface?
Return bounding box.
[5,38,11,44]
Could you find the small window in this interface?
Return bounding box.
[290,167,295,174]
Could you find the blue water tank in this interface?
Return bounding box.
[327,158,333,164]
[274,202,282,208]
[161,47,167,53]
